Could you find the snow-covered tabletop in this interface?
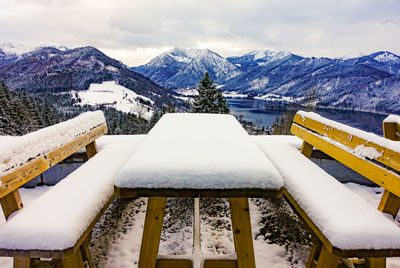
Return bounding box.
[115,113,284,197]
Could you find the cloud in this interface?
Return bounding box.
[0,0,399,66]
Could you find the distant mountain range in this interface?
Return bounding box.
[2,43,400,115]
[0,45,180,113]
[133,47,400,114]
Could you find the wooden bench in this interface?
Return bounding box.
[0,111,140,268]
[255,110,400,268]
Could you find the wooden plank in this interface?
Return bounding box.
[378,190,400,218]
[203,259,238,268]
[379,121,400,217]
[293,113,400,173]
[316,246,339,268]
[306,241,322,268]
[0,124,107,199]
[193,198,201,268]
[117,187,283,199]
[13,257,31,268]
[61,250,84,268]
[229,198,255,268]
[366,257,386,268]
[383,121,397,141]
[0,158,47,200]
[0,189,23,220]
[156,259,193,268]
[301,141,314,158]
[79,234,93,268]
[138,197,167,268]
[291,124,400,198]
[85,141,98,159]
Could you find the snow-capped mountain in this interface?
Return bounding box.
[227,50,292,70]
[136,48,400,114]
[223,51,400,114]
[0,46,180,114]
[0,43,70,68]
[132,47,240,89]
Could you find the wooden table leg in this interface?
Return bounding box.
[315,246,339,268]
[229,198,256,268]
[13,257,30,268]
[1,189,23,220]
[366,257,386,268]
[61,251,85,268]
[138,197,167,268]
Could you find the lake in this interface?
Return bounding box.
[227,98,388,135]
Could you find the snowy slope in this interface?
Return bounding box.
[71,81,154,119]
[0,45,178,110]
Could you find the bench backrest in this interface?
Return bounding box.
[0,111,108,219]
[291,110,400,218]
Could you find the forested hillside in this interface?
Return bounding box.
[0,82,169,136]
[0,82,60,135]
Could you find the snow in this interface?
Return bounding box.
[174,88,198,96]
[255,94,296,103]
[384,114,400,124]
[246,50,289,62]
[222,91,248,98]
[0,142,139,250]
[298,111,400,153]
[96,135,146,151]
[105,65,118,72]
[258,142,400,250]
[170,55,192,63]
[251,135,303,149]
[353,144,383,159]
[0,111,105,177]
[2,133,400,266]
[115,113,283,190]
[249,77,270,89]
[374,52,400,63]
[0,43,33,56]
[71,81,154,119]
[254,51,266,60]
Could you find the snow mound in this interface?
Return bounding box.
[259,142,400,250]
[0,142,139,250]
[115,113,283,190]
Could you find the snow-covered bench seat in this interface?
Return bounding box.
[0,111,140,268]
[255,111,400,268]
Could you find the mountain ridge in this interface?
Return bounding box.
[134,48,400,114]
[0,45,179,110]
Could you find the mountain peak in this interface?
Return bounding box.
[369,51,400,63]
[244,49,290,61]
[133,47,239,88]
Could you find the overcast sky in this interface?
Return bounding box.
[1,0,399,66]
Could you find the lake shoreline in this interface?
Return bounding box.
[226,98,388,135]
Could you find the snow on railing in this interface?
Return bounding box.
[0,111,106,177]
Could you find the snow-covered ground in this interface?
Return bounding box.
[1,182,399,267]
[71,81,154,119]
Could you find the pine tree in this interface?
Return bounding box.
[190,72,230,114]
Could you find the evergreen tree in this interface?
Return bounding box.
[0,82,61,135]
[190,72,230,114]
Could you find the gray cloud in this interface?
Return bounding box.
[0,0,399,65]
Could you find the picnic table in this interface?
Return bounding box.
[114,113,284,268]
